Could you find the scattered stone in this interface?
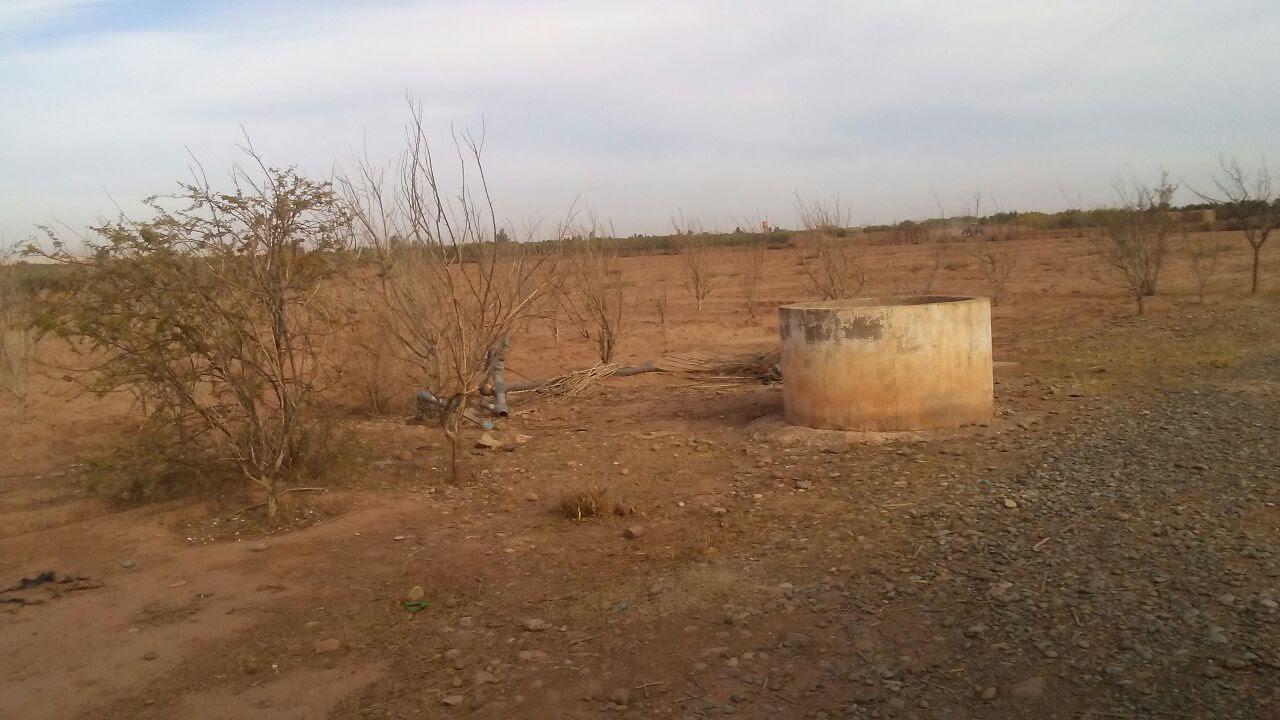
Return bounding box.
[120,560,136,569]
[441,694,464,706]
[394,450,413,462]
[525,492,540,502]
[475,432,502,450]
[473,670,499,685]
[981,687,997,700]
[516,650,547,662]
[313,638,343,655]
[167,580,187,588]
[521,618,550,632]
[1007,676,1045,701]
[407,586,426,602]
[608,688,631,706]
[142,651,158,661]
[250,541,268,552]
[1203,665,1224,679]
[1003,498,1019,509]
[623,526,643,539]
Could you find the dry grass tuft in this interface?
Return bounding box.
[556,486,633,521]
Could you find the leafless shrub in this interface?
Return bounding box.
[651,282,669,336]
[1101,173,1176,315]
[1192,156,1276,293]
[795,195,865,299]
[915,240,946,295]
[343,317,401,415]
[33,153,351,516]
[796,193,851,234]
[801,235,866,300]
[675,217,714,312]
[340,102,559,480]
[562,235,627,363]
[556,485,633,521]
[970,231,1021,305]
[0,250,36,420]
[1188,234,1225,304]
[741,242,767,321]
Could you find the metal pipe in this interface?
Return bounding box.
[415,390,495,431]
[490,335,509,416]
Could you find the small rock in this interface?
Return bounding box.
[167,580,187,588]
[142,651,158,661]
[473,670,499,685]
[795,479,813,490]
[516,650,547,662]
[1203,665,1223,679]
[623,526,643,540]
[407,586,426,602]
[1225,658,1248,670]
[981,687,997,700]
[608,688,631,706]
[441,694,464,706]
[394,450,413,462]
[475,432,502,450]
[250,541,268,552]
[525,492,540,502]
[521,618,550,632]
[1003,498,1019,509]
[783,632,812,648]
[1007,676,1045,701]
[711,506,728,516]
[120,560,136,569]
[313,638,343,655]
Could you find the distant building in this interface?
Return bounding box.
[1166,209,1216,224]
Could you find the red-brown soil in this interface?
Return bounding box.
[2,232,1277,720]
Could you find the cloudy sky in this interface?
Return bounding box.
[2,0,1277,243]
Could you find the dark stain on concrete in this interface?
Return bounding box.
[839,316,884,341]
[804,316,834,343]
[783,308,885,345]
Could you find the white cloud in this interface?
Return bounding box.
[2,0,1278,243]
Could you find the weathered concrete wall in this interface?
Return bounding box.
[779,296,993,431]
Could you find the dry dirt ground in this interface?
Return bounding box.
[2,233,1278,720]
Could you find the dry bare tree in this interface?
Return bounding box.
[561,234,627,364]
[1188,233,1224,304]
[651,282,669,338]
[741,242,767,321]
[796,194,865,299]
[340,102,560,480]
[1193,156,1276,293]
[0,250,36,420]
[796,193,850,233]
[33,153,351,515]
[915,241,946,295]
[675,217,714,311]
[970,231,1021,306]
[1101,173,1176,315]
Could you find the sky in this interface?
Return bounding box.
[2,0,1278,245]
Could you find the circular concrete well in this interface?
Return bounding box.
[779,296,993,431]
